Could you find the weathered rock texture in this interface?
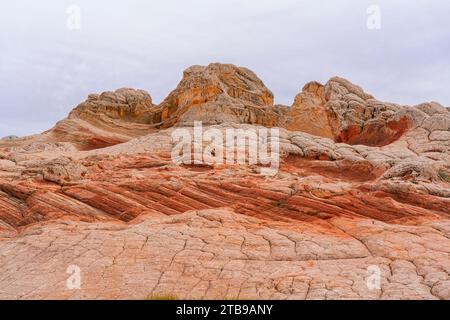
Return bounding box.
[156,63,278,127]
[1,88,160,151]
[0,63,449,300]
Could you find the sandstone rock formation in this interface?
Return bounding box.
[282,77,438,147]
[0,63,449,300]
[155,63,281,128]
[0,88,159,151]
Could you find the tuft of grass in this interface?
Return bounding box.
[438,169,450,183]
[145,293,178,300]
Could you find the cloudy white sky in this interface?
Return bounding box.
[1,0,449,137]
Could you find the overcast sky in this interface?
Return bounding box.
[1,0,449,137]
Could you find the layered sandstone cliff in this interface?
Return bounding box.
[0,63,449,300]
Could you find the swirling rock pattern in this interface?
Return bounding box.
[0,63,449,300]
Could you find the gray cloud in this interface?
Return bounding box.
[1,0,449,136]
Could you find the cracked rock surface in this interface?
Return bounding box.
[0,63,449,300]
[0,209,448,300]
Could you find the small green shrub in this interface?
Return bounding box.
[145,293,178,300]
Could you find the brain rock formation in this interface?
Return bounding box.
[0,63,449,300]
